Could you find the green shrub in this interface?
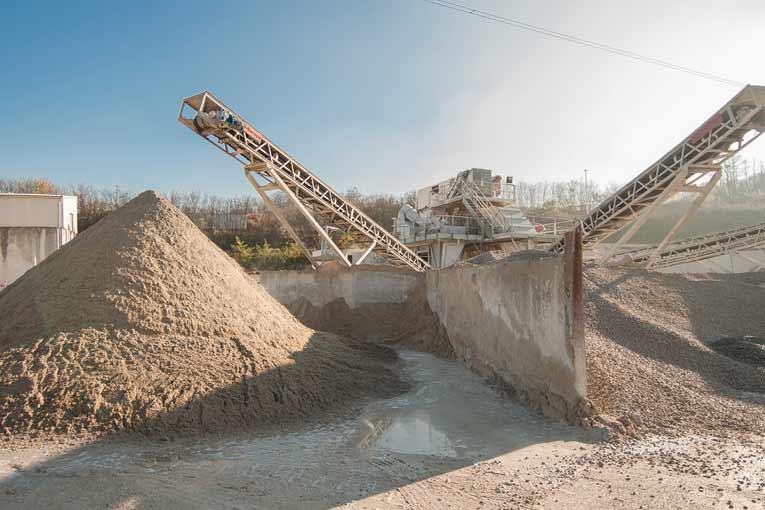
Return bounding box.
[230,236,255,268]
[252,241,309,270]
[229,238,309,271]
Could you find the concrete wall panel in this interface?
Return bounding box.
[426,255,587,421]
[0,227,59,287]
[0,194,78,287]
[258,267,424,309]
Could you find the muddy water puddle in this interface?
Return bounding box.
[354,351,575,458]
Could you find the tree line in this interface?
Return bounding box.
[713,156,765,204]
[2,155,763,251]
[0,178,408,252]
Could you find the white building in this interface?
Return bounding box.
[0,194,77,288]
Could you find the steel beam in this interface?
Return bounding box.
[356,241,377,265]
[645,167,721,268]
[266,166,351,267]
[243,167,317,269]
[598,170,687,264]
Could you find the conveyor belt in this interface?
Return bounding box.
[178,92,430,272]
[619,222,765,270]
[550,85,765,254]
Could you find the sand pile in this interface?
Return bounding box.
[0,191,405,436]
[584,265,765,436]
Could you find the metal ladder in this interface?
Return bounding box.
[178,91,431,272]
[454,177,507,234]
[549,85,765,256]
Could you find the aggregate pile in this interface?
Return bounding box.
[0,191,405,436]
[584,265,765,436]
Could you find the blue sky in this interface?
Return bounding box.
[2,1,764,196]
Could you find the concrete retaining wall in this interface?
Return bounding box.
[258,266,424,309]
[259,249,588,422]
[425,253,587,421]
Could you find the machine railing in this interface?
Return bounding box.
[394,214,484,240]
[459,178,508,232]
[526,215,579,236]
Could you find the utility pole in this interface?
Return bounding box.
[583,168,589,211]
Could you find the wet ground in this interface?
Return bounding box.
[0,352,592,509]
[356,351,587,457]
[1,352,762,509]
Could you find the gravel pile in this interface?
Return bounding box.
[0,191,405,437]
[709,337,765,368]
[584,265,765,437]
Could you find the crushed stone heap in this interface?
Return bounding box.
[584,265,765,437]
[0,191,405,436]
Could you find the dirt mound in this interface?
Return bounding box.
[0,191,405,436]
[584,265,765,436]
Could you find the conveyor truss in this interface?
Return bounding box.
[617,221,765,271]
[549,85,765,268]
[178,92,431,272]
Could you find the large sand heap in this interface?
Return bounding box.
[584,265,765,436]
[0,191,405,436]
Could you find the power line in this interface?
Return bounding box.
[421,0,745,87]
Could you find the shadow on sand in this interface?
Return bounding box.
[0,337,595,509]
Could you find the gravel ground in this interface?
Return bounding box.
[584,265,765,437]
[4,351,761,510]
